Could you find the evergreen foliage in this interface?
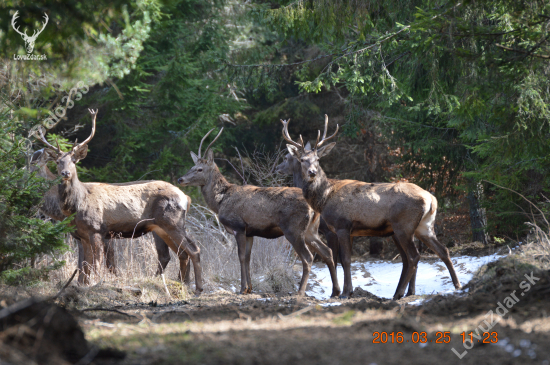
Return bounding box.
[0,102,72,282]
[257,0,550,234]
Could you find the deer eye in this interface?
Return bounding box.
[197,168,203,172]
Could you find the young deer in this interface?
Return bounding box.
[37,109,200,292]
[282,116,461,299]
[30,149,175,276]
[177,128,340,297]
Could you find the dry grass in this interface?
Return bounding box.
[517,221,550,269]
[3,204,297,306]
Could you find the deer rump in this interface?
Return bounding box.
[318,180,433,237]
[65,180,189,237]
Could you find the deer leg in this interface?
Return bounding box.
[153,232,171,276]
[305,231,340,297]
[283,231,312,296]
[76,237,84,274]
[244,236,254,294]
[178,249,192,285]
[90,233,105,277]
[392,231,419,300]
[391,235,416,296]
[235,233,249,294]
[79,233,104,284]
[336,229,353,298]
[103,238,117,275]
[416,233,461,290]
[319,219,340,267]
[154,227,202,295]
[78,238,93,285]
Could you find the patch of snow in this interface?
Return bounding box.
[407,298,425,306]
[321,302,342,307]
[307,254,503,300]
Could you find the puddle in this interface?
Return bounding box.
[307,254,503,300]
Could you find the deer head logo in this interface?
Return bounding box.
[11,11,48,54]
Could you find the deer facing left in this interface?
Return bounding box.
[37,109,202,292]
[29,148,178,278]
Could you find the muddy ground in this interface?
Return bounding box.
[75,288,549,365]
[2,249,549,365]
[78,257,550,365]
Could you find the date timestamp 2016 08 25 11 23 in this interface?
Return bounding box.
[372,331,499,344]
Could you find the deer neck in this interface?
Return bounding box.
[38,164,57,181]
[201,165,231,214]
[292,169,306,189]
[58,174,87,216]
[302,168,333,214]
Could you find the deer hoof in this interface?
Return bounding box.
[393,293,404,300]
[330,289,341,298]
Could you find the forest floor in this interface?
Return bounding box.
[80,272,550,365]
[78,244,549,365]
[2,241,549,365]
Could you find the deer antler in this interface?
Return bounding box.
[36,127,61,154]
[314,114,339,150]
[280,119,305,150]
[198,128,215,158]
[203,128,224,158]
[71,109,97,152]
[11,11,26,37]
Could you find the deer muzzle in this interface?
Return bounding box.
[307,168,317,178]
[61,170,71,180]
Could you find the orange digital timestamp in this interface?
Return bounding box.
[372,331,498,344]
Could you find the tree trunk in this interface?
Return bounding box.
[467,178,489,245]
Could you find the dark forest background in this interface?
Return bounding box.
[2,0,550,277]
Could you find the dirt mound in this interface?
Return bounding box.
[0,298,125,365]
[420,256,550,317]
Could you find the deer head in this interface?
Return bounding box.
[30,148,58,179]
[12,11,48,54]
[178,127,224,187]
[281,115,338,181]
[275,141,312,176]
[36,109,97,181]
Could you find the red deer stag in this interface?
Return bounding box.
[37,109,201,292]
[30,149,175,276]
[177,128,340,297]
[275,146,341,267]
[281,116,462,299]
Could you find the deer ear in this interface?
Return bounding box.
[73,145,88,162]
[286,144,302,158]
[316,142,336,158]
[304,141,312,151]
[190,151,199,164]
[30,149,44,164]
[206,149,214,164]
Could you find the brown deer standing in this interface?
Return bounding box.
[275,147,341,267]
[30,148,175,276]
[177,128,340,297]
[37,109,201,292]
[281,116,462,299]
